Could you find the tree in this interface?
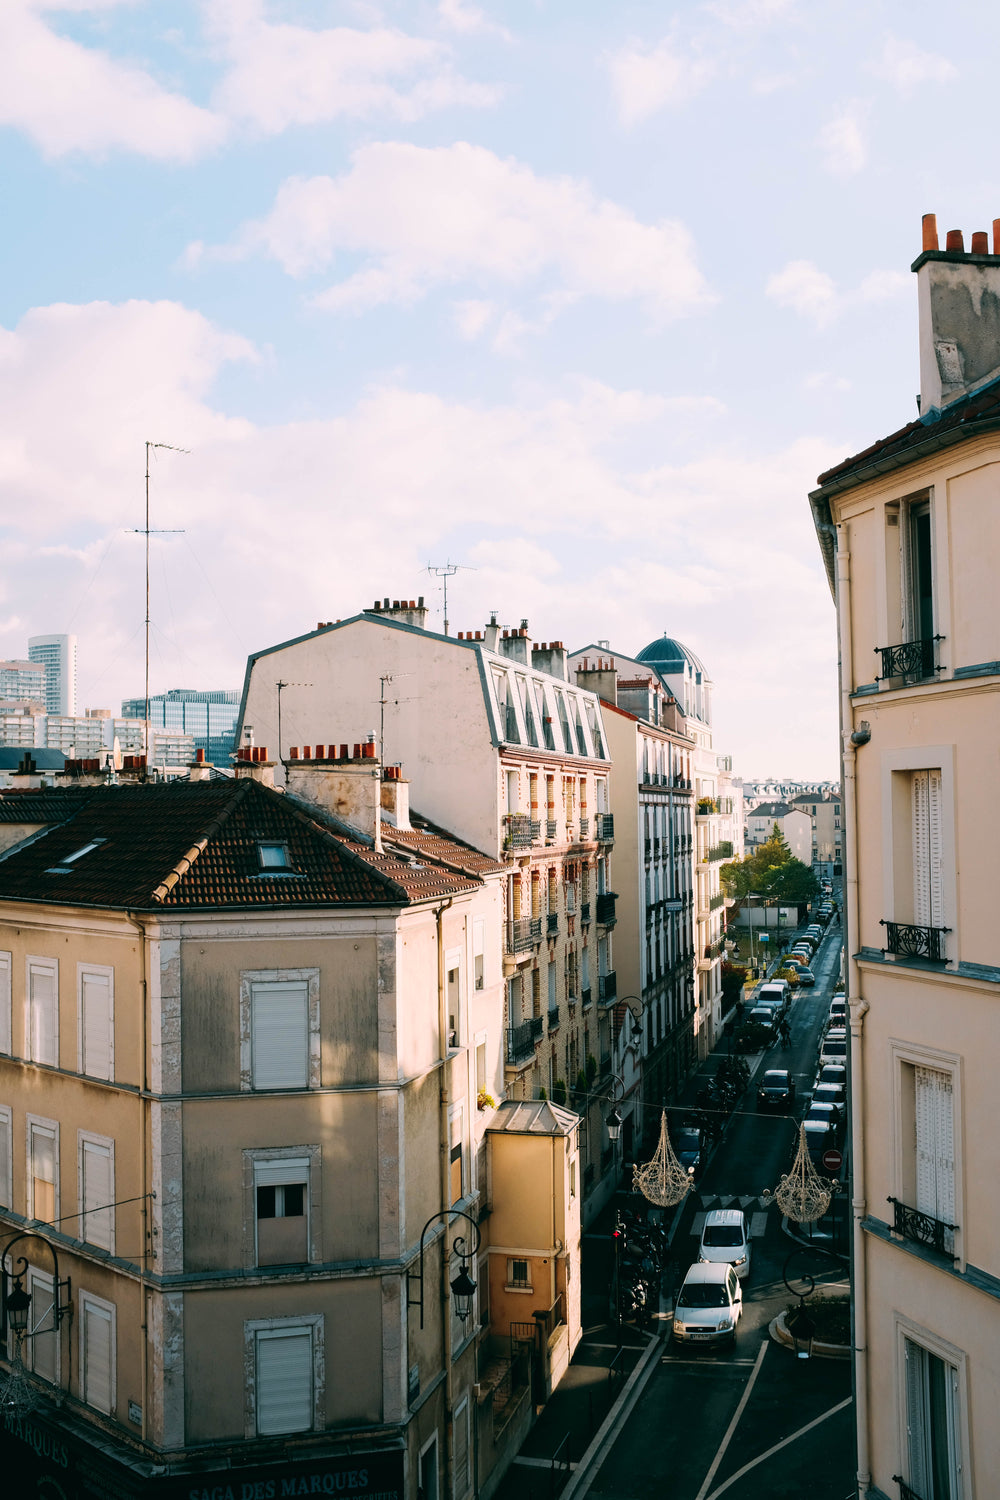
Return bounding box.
[720,853,757,901]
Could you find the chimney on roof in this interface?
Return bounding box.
[915,211,1000,413]
[499,619,531,665]
[530,641,568,681]
[118,754,148,784]
[363,596,428,630]
[574,660,618,707]
[9,752,42,790]
[55,756,107,788]
[284,741,384,849]
[483,613,501,652]
[233,746,276,788]
[380,763,412,830]
[188,747,214,782]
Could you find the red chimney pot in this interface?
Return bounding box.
[922,213,939,252]
[972,231,989,255]
[946,229,965,252]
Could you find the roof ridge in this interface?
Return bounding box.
[148,778,252,903]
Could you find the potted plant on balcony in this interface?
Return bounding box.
[477,1090,497,1111]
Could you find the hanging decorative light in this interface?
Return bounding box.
[632,1111,693,1207]
[0,1347,36,1418]
[764,1123,832,1223]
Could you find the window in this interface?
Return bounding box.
[46,837,106,875]
[257,841,292,870]
[0,951,10,1054]
[25,1267,58,1384]
[419,1434,439,1500]
[475,1038,487,1096]
[891,1042,962,1263]
[506,1258,531,1290]
[548,961,556,1012]
[26,957,58,1066]
[240,970,320,1092]
[907,497,935,645]
[453,1396,471,1500]
[79,1132,114,1252]
[0,1105,11,1208]
[27,1115,58,1224]
[449,1106,465,1205]
[912,771,945,929]
[473,918,485,991]
[255,1157,309,1266]
[903,1337,963,1500]
[80,1292,115,1414]
[447,952,461,1047]
[247,1318,323,1437]
[915,1066,955,1252]
[78,964,113,1080]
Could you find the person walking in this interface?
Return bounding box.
[778,1017,791,1048]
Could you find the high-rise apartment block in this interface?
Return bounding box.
[28,634,77,716]
[120,688,240,765]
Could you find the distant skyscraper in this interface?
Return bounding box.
[28,634,77,716]
[120,688,240,765]
[0,659,47,704]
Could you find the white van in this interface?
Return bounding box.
[758,981,789,1011]
[698,1208,752,1278]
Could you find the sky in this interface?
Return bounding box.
[1,0,994,779]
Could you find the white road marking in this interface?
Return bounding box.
[702,1396,854,1499]
[693,1337,769,1500]
[749,1211,768,1237]
[511,1456,578,1470]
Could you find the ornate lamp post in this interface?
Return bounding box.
[0,1231,72,1417]
[407,1209,482,1329]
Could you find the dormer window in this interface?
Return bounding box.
[257,842,292,871]
[46,838,107,874]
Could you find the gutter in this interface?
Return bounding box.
[810,414,1000,504]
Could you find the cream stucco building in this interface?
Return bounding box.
[811,212,1000,1500]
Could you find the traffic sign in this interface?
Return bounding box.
[822,1149,843,1173]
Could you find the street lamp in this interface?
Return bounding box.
[1,1232,72,1348]
[407,1209,482,1329]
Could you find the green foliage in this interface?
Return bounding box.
[574,1069,589,1098]
[552,1078,568,1106]
[720,960,747,997]
[735,1020,773,1053]
[721,836,818,908]
[538,1086,548,1099]
[586,1053,598,1083]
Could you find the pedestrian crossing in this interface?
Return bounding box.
[691,1194,771,1240]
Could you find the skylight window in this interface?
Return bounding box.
[46,838,106,875]
[257,842,292,870]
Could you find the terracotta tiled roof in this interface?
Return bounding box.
[0,789,91,824]
[815,379,1000,492]
[386,812,505,878]
[0,779,482,911]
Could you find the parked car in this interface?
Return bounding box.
[672,1262,743,1346]
[795,967,817,987]
[758,980,790,1007]
[746,1005,777,1034]
[819,1027,847,1065]
[813,1082,847,1112]
[698,1208,752,1279]
[757,1068,796,1113]
[806,1101,844,1136]
[674,1127,703,1178]
[803,1118,834,1165]
[816,1063,847,1089]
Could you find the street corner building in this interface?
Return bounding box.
[0,752,582,1498]
[810,212,1000,1500]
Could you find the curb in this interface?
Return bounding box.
[557,1331,664,1500]
[768,1309,851,1361]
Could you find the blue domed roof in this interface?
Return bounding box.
[635,635,709,679]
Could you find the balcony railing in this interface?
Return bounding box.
[505,917,534,955]
[598,971,617,1003]
[506,1016,544,1064]
[881,920,949,963]
[580,901,591,924]
[546,818,558,842]
[547,1006,560,1029]
[709,892,726,910]
[596,813,614,842]
[888,1196,957,1258]
[892,1478,925,1500]
[581,985,592,1008]
[596,891,617,927]
[707,840,733,862]
[579,815,589,837]
[504,812,540,849]
[547,912,559,936]
[530,916,543,941]
[876,635,944,685]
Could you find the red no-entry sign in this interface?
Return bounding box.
[822,1149,843,1173]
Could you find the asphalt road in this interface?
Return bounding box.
[582,917,855,1500]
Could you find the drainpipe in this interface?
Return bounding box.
[125,910,150,1447]
[435,897,455,1498]
[835,531,870,1499]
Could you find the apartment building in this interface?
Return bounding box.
[743,801,813,861]
[28,635,77,717]
[0,661,47,704]
[121,689,240,766]
[238,602,616,1220]
[787,790,843,873]
[0,759,579,1498]
[570,654,697,1150]
[810,213,1000,1500]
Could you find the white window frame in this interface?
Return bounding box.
[888,1038,964,1270]
[25,956,58,1067]
[449,1103,466,1206]
[244,1315,324,1439]
[446,948,462,1049]
[25,1265,59,1385]
[473,918,485,991]
[26,1113,58,1225]
[0,951,11,1055]
[894,1312,970,1500]
[0,1105,10,1210]
[239,969,320,1093]
[881,746,956,954]
[77,962,114,1081]
[78,1130,115,1253]
[505,1257,532,1292]
[243,1146,320,1268]
[453,1394,471,1500]
[79,1290,116,1415]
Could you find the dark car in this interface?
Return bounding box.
[674,1127,703,1178]
[757,1068,796,1113]
[817,1063,846,1088]
[795,967,817,987]
[806,1101,844,1137]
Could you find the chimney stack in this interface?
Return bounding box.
[233,746,276,788]
[914,211,1000,413]
[364,596,429,630]
[285,742,384,848]
[530,641,569,681]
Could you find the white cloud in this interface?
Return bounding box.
[869,36,957,96]
[608,39,715,126]
[767,259,908,327]
[818,100,867,176]
[705,0,796,29]
[0,0,226,159]
[804,372,851,392]
[437,0,512,42]
[453,299,495,340]
[206,0,500,133]
[205,142,714,325]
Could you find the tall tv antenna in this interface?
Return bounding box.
[130,441,187,764]
[276,680,312,763]
[426,561,475,636]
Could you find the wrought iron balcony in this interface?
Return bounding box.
[581,985,592,1008]
[709,892,726,910]
[596,891,617,927]
[881,920,949,963]
[580,901,591,924]
[530,916,543,941]
[546,818,558,842]
[598,971,617,1003]
[504,812,539,849]
[596,813,614,842]
[547,1006,560,1029]
[876,635,944,684]
[892,1478,924,1500]
[706,840,733,862]
[578,816,589,838]
[546,912,559,936]
[888,1196,957,1258]
[505,1016,544,1065]
[505,917,534,956]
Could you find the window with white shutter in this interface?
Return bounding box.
[26,1267,58,1384]
[915,1066,955,1252]
[80,1293,115,1414]
[79,1133,114,1252]
[912,771,945,929]
[0,951,11,1054]
[240,970,319,1093]
[254,1156,309,1266]
[78,965,113,1080]
[255,1327,314,1435]
[904,1337,961,1500]
[27,1116,58,1223]
[26,958,57,1067]
[453,1397,471,1500]
[0,1106,11,1209]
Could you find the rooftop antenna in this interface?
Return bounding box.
[426,562,475,637]
[378,673,415,765]
[130,442,187,766]
[276,681,312,763]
